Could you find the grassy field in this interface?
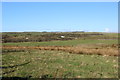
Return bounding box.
[1,32,119,79]
[2,50,118,78]
[3,39,118,47]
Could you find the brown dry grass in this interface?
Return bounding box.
[2,44,119,56]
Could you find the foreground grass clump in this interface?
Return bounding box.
[2,50,118,78]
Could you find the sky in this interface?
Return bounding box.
[2,2,118,32]
[2,0,119,2]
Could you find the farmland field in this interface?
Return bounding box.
[1,32,119,79]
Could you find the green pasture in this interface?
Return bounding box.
[2,50,118,78]
[2,32,119,78]
[3,39,118,47]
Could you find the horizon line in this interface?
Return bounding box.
[1,31,118,33]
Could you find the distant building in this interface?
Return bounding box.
[26,37,29,39]
[61,36,65,38]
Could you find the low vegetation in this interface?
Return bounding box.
[2,50,118,78]
[2,32,118,43]
[2,44,119,56]
[1,32,119,78]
